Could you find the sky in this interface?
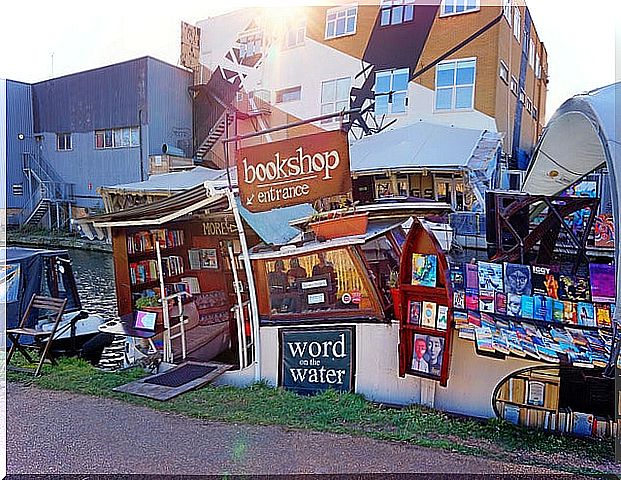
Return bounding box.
[1,0,619,121]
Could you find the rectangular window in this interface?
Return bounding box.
[535,53,541,79]
[275,86,302,103]
[239,31,263,59]
[510,75,518,96]
[522,27,529,53]
[321,77,351,123]
[513,7,521,40]
[95,127,139,149]
[525,97,532,113]
[529,39,535,67]
[503,0,511,24]
[499,60,509,84]
[435,59,476,111]
[381,0,415,26]
[56,132,72,151]
[519,87,525,104]
[12,183,23,196]
[532,106,538,120]
[285,19,306,48]
[325,5,358,39]
[441,0,479,16]
[374,67,409,116]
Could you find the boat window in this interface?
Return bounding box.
[263,248,374,316]
[361,234,401,307]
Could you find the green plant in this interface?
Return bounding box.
[135,295,160,309]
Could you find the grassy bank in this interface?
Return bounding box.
[6,227,112,252]
[7,356,616,474]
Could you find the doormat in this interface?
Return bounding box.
[144,364,217,388]
[113,361,232,401]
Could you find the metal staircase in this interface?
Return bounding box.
[194,111,234,160]
[466,131,504,209]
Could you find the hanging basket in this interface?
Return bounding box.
[309,212,369,240]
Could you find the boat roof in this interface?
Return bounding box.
[3,246,69,262]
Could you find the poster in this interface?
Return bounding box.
[594,214,615,248]
[411,254,437,287]
[589,263,615,303]
[280,328,354,394]
[411,333,444,378]
[0,263,20,303]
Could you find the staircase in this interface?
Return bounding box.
[195,112,234,161]
[466,131,504,209]
[24,199,51,227]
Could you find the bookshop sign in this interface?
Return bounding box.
[280,327,354,394]
[237,131,352,213]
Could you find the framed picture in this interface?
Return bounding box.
[189,248,219,270]
[411,333,445,379]
[408,300,421,326]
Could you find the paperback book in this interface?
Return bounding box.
[437,305,449,331]
[479,290,495,313]
[531,265,560,299]
[421,301,437,328]
[478,261,504,292]
[495,292,507,315]
[465,263,479,291]
[411,253,437,287]
[504,263,532,296]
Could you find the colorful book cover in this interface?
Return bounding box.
[458,327,476,340]
[492,330,510,355]
[495,292,507,315]
[507,293,522,317]
[479,290,495,313]
[437,305,449,331]
[572,413,595,437]
[504,263,532,296]
[480,312,495,329]
[408,300,421,326]
[421,301,437,328]
[478,261,504,292]
[521,295,534,319]
[465,288,479,311]
[453,290,465,309]
[552,299,564,322]
[453,310,469,329]
[563,301,577,324]
[467,310,481,328]
[504,404,520,425]
[533,295,547,321]
[504,329,526,357]
[531,265,560,299]
[450,262,465,289]
[475,327,495,352]
[544,297,554,321]
[589,263,616,303]
[595,304,611,328]
[577,302,596,327]
[465,263,479,291]
[411,253,437,287]
[536,344,560,363]
[559,275,591,302]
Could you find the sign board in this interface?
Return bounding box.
[180,22,201,68]
[280,327,355,394]
[237,131,352,213]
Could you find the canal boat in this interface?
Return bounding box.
[3,247,106,351]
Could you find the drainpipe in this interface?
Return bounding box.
[138,109,145,181]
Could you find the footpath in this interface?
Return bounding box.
[7,383,582,477]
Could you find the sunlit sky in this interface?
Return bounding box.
[2,0,619,121]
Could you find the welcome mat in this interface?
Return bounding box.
[113,361,232,401]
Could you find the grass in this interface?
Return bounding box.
[7,355,617,474]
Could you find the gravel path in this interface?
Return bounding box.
[7,383,576,476]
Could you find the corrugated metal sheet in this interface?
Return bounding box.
[146,58,193,157]
[32,57,148,133]
[6,80,35,210]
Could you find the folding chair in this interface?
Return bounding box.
[7,295,68,376]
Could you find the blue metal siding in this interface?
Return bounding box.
[6,80,35,210]
[146,58,193,157]
[38,130,144,209]
[32,58,148,134]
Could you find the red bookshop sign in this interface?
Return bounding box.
[236,131,352,213]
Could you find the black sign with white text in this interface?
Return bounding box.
[280,327,354,395]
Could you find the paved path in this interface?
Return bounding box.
[7,383,568,476]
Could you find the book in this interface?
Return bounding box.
[453,310,469,329]
[507,293,522,317]
[453,290,465,309]
[492,329,510,355]
[450,262,465,289]
[589,263,616,303]
[465,288,479,310]
[521,295,534,319]
[533,295,547,321]
[563,301,577,324]
[504,404,520,425]
[552,299,564,322]
[495,292,507,315]
[531,265,560,299]
[526,380,545,407]
[572,412,595,437]
[408,300,422,326]
[475,327,495,352]
[577,302,596,327]
[595,303,612,328]
[421,301,437,328]
[559,275,591,302]
[465,263,479,290]
[411,253,437,287]
[478,261,504,292]
[437,305,448,330]
[479,290,495,313]
[458,327,475,340]
[467,310,482,328]
[504,263,532,295]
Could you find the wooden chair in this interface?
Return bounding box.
[7,295,68,376]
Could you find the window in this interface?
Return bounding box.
[321,77,351,123]
[503,0,511,24]
[239,31,263,59]
[510,75,518,96]
[435,59,476,111]
[275,86,301,103]
[361,233,401,307]
[522,27,529,53]
[285,19,305,48]
[535,53,541,79]
[263,248,376,317]
[532,106,538,120]
[325,5,357,39]
[95,127,140,149]
[441,0,479,16]
[380,0,415,26]
[499,60,509,84]
[12,184,23,196]
[513,7,521,40]
[528,39,535,67]
[519,87,525,104]
[374,68,409,116]
[56,133,72,151]
[525,97,532,113]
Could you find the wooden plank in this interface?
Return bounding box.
[113,361,233,401]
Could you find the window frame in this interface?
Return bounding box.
[325,4,358,40]
[94,127,140,150]
[374,67,410,116]
[528,39,535,68]
[380,0,416,26]
[502,0,512,24]
[510,75,518,96]
[238,30,263,59]
[275,86,302,104]
[56,132,72,151]
[499,60,509,85]
[434,57,477,112]
[513,7,521,41]
[439,0,480,17]
[525,97,532,114]
[284,19,306,49]
[320,76,351,124]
